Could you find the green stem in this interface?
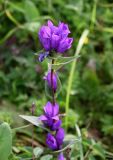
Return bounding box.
[12,124,32,130]
[75,125,84,160]
[90,0,97,31]
[65,29,89,131]
[51,59,55,105]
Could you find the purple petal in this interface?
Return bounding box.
[58,22,70,38]
[58,153,65,160]
[52,120,62,131]
[39,115,47,121]
[57,37,73,53]
[39,26,51,38]
[46,133,58,150]
[44,101,53,117]
[53,103,59,116]
[56,128,65,147]
[52,115,59,121]
[47,20,53,28]
[38,26,51,51]
[42,38,51,51]
[44,71,58,92]
[51,34,60,49]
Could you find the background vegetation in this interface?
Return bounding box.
[0,0,113,159]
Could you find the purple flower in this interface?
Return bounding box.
[44,71,57,92]
[56,128,65,149]
[58,153,65,160]
[39,102,61,130]
[46,133,58,150]
[38,20,73,53]
[46,128,65,151]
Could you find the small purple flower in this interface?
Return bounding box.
[39,102,61,130]
[56,128,65,149]
[38,20,73,54]
[44,71,57,92]
[58,153,65,160]
[46,133,58,150]
[46,128,65,151]
[38,52,49,62]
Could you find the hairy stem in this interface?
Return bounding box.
[51,59,55,105]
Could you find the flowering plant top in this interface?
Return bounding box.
[20,20,84,160]
[38,20,73,55]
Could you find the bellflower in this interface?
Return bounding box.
[39,101,61,130]
[55,128,65,149]
[46,128,65,150]
[44,71,57,92]
[38,20,73,54]
[46,133,58,150]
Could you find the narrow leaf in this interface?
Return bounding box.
[51,55,80,70]
[24,0,39,22]
[33,147,44,158]
[19,115,49,131]
[40,155,53,160]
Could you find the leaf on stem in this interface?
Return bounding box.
[19,115,49,131]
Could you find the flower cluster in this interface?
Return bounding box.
[38,20,73,62]
[39,101,61,131]
[38,20,73,160]
[39,76,65,159]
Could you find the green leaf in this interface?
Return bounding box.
[8,1,25,13]
[93,144,106,159]
[88,155,96,160]
[33,147,44,158]
[23,22,40,33]
[24,0,40,22]
[51,55,80,70]
[19,115,49,131]
[0,122,12,160]
[40,155,53,160]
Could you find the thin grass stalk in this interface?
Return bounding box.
[65,29,89,131]
[75,125,84,160]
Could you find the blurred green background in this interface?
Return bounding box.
[0,0,113,159]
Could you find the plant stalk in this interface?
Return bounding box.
[51,59,55,105]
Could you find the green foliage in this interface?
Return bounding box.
[0,123,12,160]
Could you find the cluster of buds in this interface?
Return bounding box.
[38,20,73,160]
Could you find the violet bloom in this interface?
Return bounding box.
[39,102,61,130]
[46,128,65,151]
[46,133,58,150]
[56,128,65,149]
[44,71,57,92]
[38,20,73,54]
